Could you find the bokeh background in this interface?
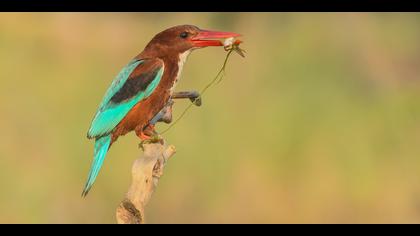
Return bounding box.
[1,13,420,223]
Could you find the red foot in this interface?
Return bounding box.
[137,124,156,141]
[147,124,155,131]
[139,132,152,140]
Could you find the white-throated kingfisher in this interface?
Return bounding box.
[82,25,240,196]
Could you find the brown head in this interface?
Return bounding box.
[142,25,241,59]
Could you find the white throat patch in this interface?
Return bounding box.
[170,49,192,93]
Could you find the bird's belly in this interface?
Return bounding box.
[112,89,170,140]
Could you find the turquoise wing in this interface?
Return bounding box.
[87,58,164,138]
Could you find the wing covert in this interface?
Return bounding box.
[87,58,164,138]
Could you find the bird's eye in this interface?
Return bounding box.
[180,32,189,39]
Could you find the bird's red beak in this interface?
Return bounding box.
[190,29,241,47]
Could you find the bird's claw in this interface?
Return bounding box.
[190,96,202,106]
[172,91,202,107]
[138,134,164,150]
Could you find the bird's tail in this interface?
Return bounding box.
[82,134,112,197]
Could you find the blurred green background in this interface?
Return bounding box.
[1,13,420,223]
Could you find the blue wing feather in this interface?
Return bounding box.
[98,59,143,109]
[87,59,164,138]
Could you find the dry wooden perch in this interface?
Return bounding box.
[116,141,176,224]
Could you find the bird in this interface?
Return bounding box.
[82,25,240,197]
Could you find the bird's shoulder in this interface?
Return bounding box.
[109,58,164,104]
[127,57,164,81]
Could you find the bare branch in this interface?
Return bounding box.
[116,141,176,224]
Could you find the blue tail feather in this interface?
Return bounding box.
[82,135,112,197]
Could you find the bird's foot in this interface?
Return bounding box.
[138,125,164,150]
[172,91,202,107]
[138,134,164,150]
[190,96,202,107]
